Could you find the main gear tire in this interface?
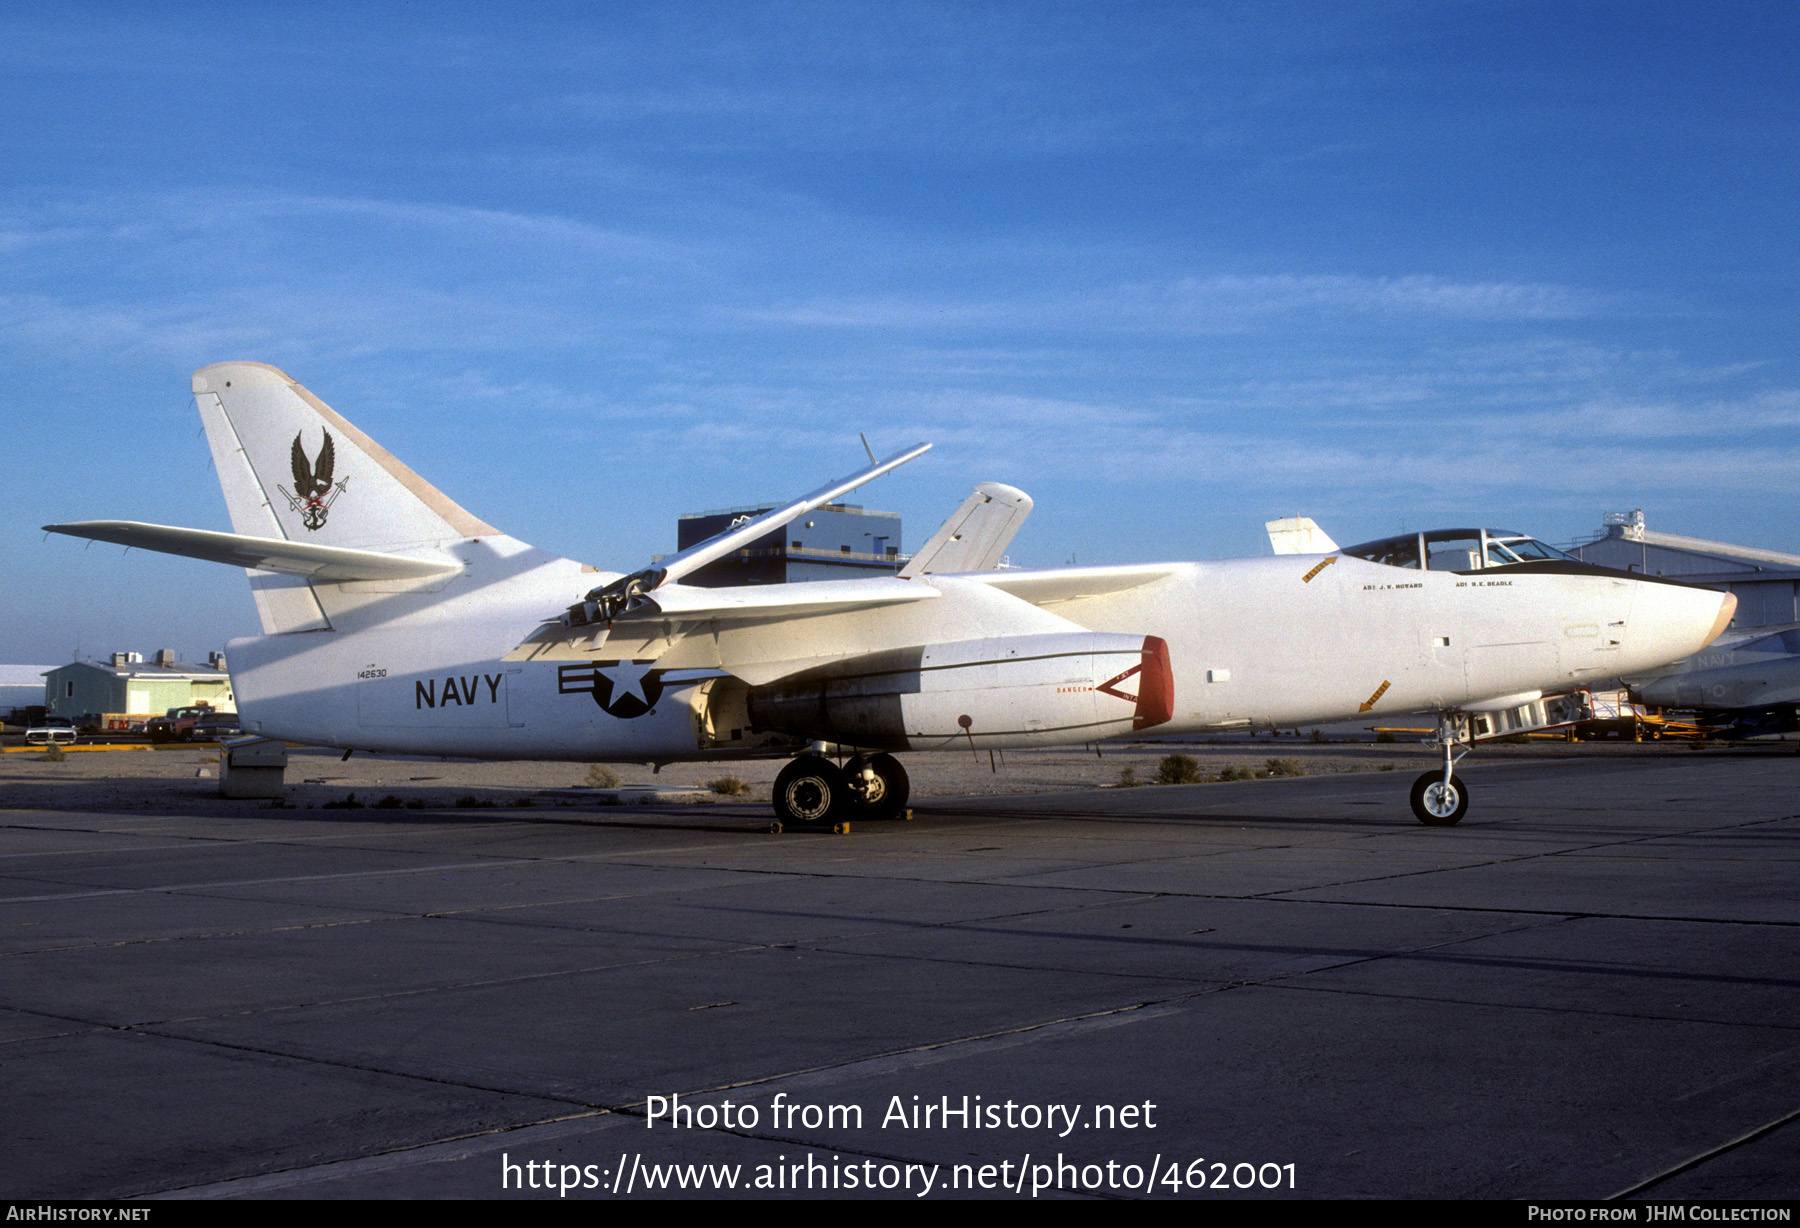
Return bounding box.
[843,753,910,821]
[773,756,848,827]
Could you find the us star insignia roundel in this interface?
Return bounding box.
[558,661,665,719]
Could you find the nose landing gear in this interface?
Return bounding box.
[1411,714,1471,826]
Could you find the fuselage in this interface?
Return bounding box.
[1074,554,1729,727]
[225,546,1735,763]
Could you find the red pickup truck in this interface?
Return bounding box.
[145,705,214,743]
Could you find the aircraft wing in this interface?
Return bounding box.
[578,442,930,620]
[509,575,945,662]
[961,563,1185,606]
[623,576,938,621]
[42,520,461,582]
[899,482,1033,576]
[572,437,936,623]
[654,443,930,587]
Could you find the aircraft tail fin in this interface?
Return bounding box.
[192,362,496,552]
[900,482,1033,576]
[191,362,497,634]
[1265,516,1339,556]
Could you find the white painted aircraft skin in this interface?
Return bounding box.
[217,549,1730,762]
[45,363,1737,821]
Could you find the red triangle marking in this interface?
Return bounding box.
[1096,662,1142,705]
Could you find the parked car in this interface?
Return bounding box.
[25,718,78,746]
[191,712,244,740]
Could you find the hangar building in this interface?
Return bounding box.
[675,502,902,587]
[1,665,57,723]
[1569,510,1800,630]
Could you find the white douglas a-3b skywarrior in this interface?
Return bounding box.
[48,363,1735,827]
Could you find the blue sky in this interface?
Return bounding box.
[5,2,1797,665]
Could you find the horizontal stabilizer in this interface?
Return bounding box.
[900,482,1033,577]
[43,521,462,582]
[1265,516,1339,555]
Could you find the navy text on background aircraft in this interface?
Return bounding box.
[1628,624,1800,740]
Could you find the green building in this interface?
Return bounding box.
[44,651,234,728]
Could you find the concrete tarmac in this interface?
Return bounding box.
[2,747,1797,1200]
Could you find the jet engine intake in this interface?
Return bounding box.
[747,632,1173,750]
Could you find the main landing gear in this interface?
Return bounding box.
[771,752,911,831]
[1411,713,1471,826]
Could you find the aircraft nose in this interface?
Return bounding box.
[1704,590,1737,648]
[1626,583,1736,676]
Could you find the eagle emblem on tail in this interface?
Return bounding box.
[279,429,349,531]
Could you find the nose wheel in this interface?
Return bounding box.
[1410,770,1469,825]
[1412,712,1471,825]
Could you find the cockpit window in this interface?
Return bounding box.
[1425,535,1482,572]
[1342,529,1574,571]
[1342,534,1421,569]
[1487,536,1570,563]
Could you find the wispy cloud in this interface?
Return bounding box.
[2,187,1781,493]
[734,273,1610,335]
[1171,274,1609,320]
[5,2,1797,666]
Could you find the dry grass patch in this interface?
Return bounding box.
[707,775,753,797]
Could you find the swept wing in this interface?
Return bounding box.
[579,443,931,621]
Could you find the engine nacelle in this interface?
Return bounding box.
[747,632,1173,750]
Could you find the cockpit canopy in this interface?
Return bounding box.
[1340,528,1576,572]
